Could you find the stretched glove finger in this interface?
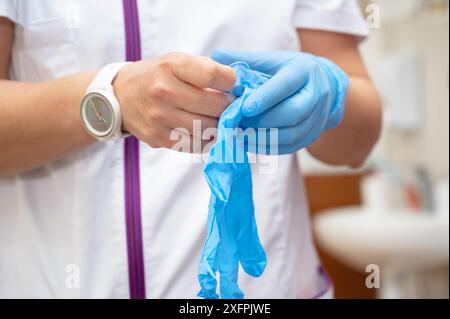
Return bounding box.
[231,164,267,277]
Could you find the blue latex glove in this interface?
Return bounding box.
[212,50,350,155]
[198,62,269,299]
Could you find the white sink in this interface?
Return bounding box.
[313,207,449,298]
[314,207,449,270]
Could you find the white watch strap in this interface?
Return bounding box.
[83,62,131,141]
[88,62,131,92]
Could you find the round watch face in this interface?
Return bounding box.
[81,93,115,136]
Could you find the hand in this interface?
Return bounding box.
[113,52,236,151]
[212,50,349,155]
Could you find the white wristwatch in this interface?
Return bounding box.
[80,62,131,141]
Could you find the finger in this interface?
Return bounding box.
[212,49,288,75]
[167,76,235,118]
[241,64,309,117]
[277,118,325,155]
[136,115,213,152]
[168,53,236,91]
[240,82,320,128]
[244,100,326,154]
[162,106,218,139]
[276,102,325,146]
[166,128,215,153]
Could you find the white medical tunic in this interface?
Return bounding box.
[0,0,368,298]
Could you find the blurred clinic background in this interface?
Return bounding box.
[301,0,449,299]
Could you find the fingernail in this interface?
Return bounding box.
[243,103,256,116]
[226,93,236,103]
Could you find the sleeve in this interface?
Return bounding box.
[0,0,22,25]
[293,0,369,41]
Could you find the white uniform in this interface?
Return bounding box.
[0,0,368,298]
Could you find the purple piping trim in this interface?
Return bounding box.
[123,0,146,299]
[311,266,334,299]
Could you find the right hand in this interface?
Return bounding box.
[113,52,236,152]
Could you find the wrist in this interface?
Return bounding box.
[316,56,350,130]
[112,63,134,134]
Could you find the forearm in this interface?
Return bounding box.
[307,75,382,168]
[0,72,96,175]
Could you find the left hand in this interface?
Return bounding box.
[212,49,350,155]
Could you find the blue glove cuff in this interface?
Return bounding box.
[316,57,350,130]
